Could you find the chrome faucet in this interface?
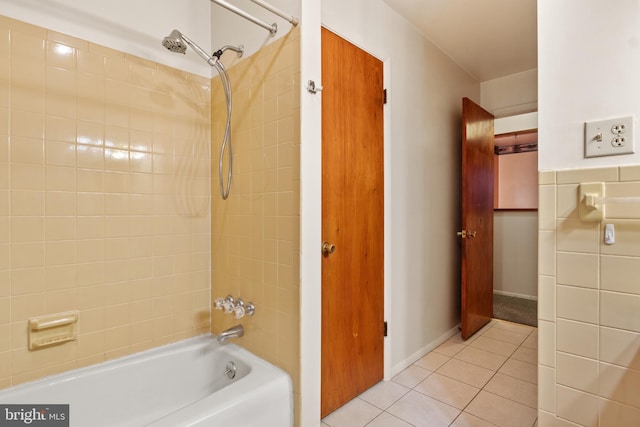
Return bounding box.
[217,324,244,343]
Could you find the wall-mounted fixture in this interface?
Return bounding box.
[28,311,79,350]
[579,182,605,221]
[584,115,635,158]
[214,295,256,319]
[579,181,640,222]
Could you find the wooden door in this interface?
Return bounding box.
[321,28,385,417]
[460,97,494,340]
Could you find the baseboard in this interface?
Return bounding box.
[493,290,538,301]
[390,324,460,378]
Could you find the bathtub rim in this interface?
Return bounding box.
[0,333,290,399]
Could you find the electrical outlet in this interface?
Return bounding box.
[612,136,626,147]
[585,115,635,158]
[611,124,627,134]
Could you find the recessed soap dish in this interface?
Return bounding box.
[28,311,78,351]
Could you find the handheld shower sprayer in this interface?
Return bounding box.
[162,30,243,63]
[163,29,226,66]
[162,30,244,200]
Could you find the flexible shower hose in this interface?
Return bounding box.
[214,60,233,200]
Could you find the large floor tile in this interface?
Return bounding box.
[387,390,460,427]
[322,398,382,427]
[465,390,537,427]
[510,345,537,365]
[436,357,495,388]
[414,350,451,371]
[392,364,432,388]
[482,326,529,346]
[468,320,499,339]
[483,373,537,408]
[454,345,508,371]
[469,336,518,357]
[414,373,480,409]
[498,358,537,384]
[521,334,537,349]
[491,320,535,335]
[367,412,414,427]
[451,412,499,427]
[358,380,410,410]
[433,337,467,357]
[446,333,467,345]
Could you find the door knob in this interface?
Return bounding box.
[322,242,336,255]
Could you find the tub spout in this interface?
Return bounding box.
[217,324,244,343]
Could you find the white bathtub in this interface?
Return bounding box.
[0,335,293,426]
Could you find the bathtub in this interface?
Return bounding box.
[0,334,293,426]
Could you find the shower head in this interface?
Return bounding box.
[162,29,218,66]
[162,29,187,54]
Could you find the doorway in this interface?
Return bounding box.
[492,126,539,327]
[460,101,539,337]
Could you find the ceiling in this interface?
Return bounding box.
[382,0,537,82]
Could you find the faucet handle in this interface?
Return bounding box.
[233,305,245,319]
[215,295,253,317]
[222,295,235,314]
[245,302,255,316]
[223,301,234,314]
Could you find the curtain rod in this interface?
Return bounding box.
[210,0,299,36]
[249,0,299,26]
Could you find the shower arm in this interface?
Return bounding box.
[179,33,218,66]
[209,0,299,36]
[214,45,244,59]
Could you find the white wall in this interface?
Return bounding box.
[539,0,640,171]
[322,0,480,376]
[481,68,537,118]
[494,112,538,134]
[1,0,212,76]
[493,211,538,298]
[300,1,322,426]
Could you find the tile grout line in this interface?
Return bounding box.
[428,322,522,426]
[446,323,539,426]
[446,323,511,426]
[456,325,538,426]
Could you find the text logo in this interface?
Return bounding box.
[0,405,68,426]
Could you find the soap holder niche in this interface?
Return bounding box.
[28,311,79,351]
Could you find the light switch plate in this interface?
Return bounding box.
[584,115,635,158]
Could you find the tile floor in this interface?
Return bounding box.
[322,319,538,427]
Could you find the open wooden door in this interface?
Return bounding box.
[460,97,494,340]
[321,28,385,417]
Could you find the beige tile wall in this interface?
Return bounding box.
[0,15,212,389]
[210,28,301,423]
[538,165,640,426]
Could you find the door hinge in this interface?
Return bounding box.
[383,321,388,337]
[383,89,387,105]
